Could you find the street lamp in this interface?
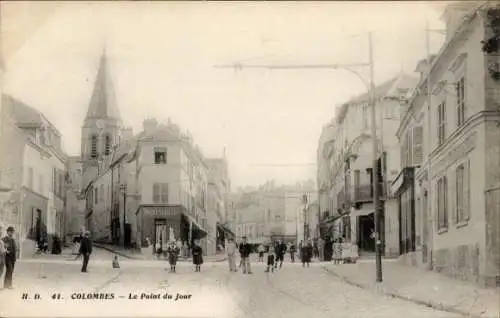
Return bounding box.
[120,183,127,248]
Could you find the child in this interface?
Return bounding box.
[112,255,120,269]
[257,244,265,262]
[192,240,203,272]
[265,245,275,272]
[167,242,180,273]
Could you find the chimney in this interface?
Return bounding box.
[414,56,436,81]
[143,118,158,133]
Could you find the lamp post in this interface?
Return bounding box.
[120,183,127,248]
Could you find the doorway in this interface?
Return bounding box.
[358,213,375,255]
[154,219,167,249]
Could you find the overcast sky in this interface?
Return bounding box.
[2,1,445,189]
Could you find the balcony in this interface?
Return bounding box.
[352,183,385,203]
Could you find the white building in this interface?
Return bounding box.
[393,2,500,287]
[0,94,66,256]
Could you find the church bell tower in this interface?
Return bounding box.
[81,48,122,187]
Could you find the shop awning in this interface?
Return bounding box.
[217,223,235,238]
[182,212,208,238]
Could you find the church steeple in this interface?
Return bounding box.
[81,47,122,186]
[85,47,121,121]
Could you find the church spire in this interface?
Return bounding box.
[85,47,121,121]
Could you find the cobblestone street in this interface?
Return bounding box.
[1,256,459,318]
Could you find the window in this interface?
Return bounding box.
[437,102,447,146]
[28,167,33,189]
[52,168,57,193]
[104,134,112,155]
[437,176,448,230]
[455,161,470,223]
[154,147,167,164]
[412,126,423,166]
[39,175,44,194]
[153,183,168,203]
[354,170,360,197]
[100,184,104,203]
[362,105,368,129]
[91,135,98,158]
[94,188,98,205]
[456,77,466,127]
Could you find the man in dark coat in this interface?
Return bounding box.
[274,239,287,269]
[79,231,93,273]
[238,236,252,274]
[2,226,18,289]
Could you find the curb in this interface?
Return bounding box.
[322,266,488,318]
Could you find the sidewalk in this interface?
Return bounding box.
[323,261,499,318]
[94,243,228,262]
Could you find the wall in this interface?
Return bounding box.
[138,141,182,205]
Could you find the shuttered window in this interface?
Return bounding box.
[153,183,168,203]
[437,102,447,146]
[437,176,448,230]
[91,135,98,158]
[456,77,466,127]
[413,126,424,166]
[456,160,470,223]
[104,134,112,155]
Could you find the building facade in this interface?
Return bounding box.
[0,94,67,256]
[317,72,419,258]
[393,2,500,287]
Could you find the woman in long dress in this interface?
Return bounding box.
[192,240,203,272]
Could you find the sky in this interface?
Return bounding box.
[2,1,446,189]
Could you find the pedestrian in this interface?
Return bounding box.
[265,245,275,272]
[301,239,313,268]
[238,236,252,274]
[192,240,203,272]
[112,255,120,269]
[2,226,18,288]
[289,242,296,263]
[79,231,93,273]
[298,240,303,261]
[275,240,286,269]
[167,242,180,272]
[0,225,6,284]
[324,237,333,262]
[317,237,325,261]
[257,244,265,262]
[226,238,237,272]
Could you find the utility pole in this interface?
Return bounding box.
[214,31,382,282]
[368,32,383,282]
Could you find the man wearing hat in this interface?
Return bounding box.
[2,226,18,289]
[78,231,93,273]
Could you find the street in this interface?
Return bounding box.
[1,250,457,318]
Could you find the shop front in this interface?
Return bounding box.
[137,204,207,253]
[391,167,416,256]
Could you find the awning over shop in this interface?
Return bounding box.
[182,212,208,238]
[217,223,235,238]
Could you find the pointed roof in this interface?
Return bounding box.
[85,48,121,121]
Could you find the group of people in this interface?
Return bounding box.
[225,236,317,274]
[0,225,18,289]
[162,240,204,273]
